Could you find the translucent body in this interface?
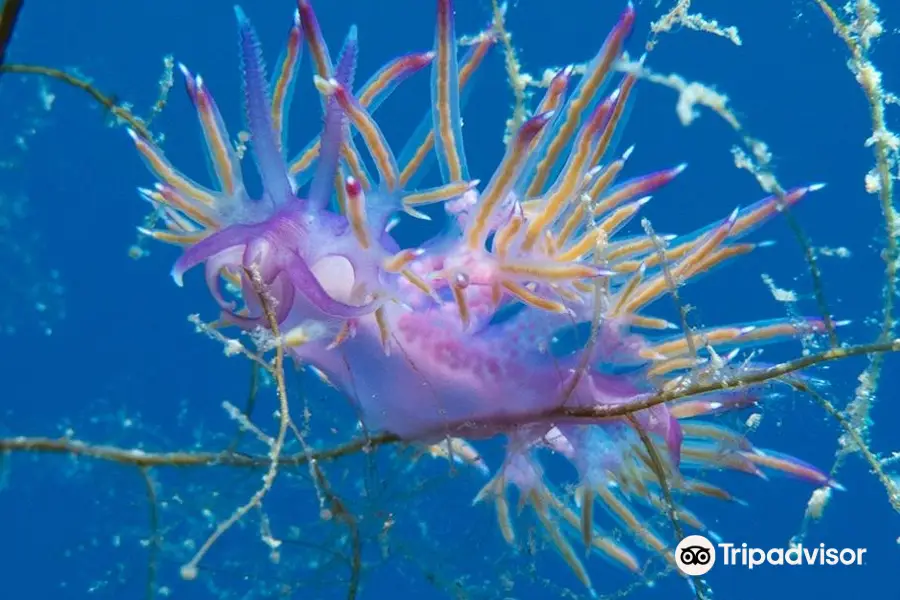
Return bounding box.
[130,1,840,593]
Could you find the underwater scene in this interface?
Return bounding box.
[1,0,899,598]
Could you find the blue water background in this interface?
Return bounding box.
[1,0,898,598]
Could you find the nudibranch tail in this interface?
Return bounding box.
[472,410,842,595]
[129,1,840,595]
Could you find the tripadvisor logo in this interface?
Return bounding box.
[675,535,868,576]
[675,535,716,576]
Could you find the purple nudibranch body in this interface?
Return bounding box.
[129,0,840,590]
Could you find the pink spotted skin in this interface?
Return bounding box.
[131,1,843,586]
[294,302,613,440]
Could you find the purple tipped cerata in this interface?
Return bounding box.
[128,2,837,593]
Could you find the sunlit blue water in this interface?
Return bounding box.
[1,1,898,598]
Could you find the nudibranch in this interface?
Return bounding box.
[129,0,840,593]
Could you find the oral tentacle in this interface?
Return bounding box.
[171,223,262,287]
